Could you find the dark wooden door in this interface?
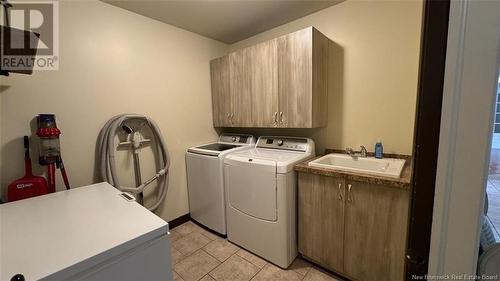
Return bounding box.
[405,0,451,278]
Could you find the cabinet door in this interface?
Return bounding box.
[249,39,279,127]
[210,56,232,127]
[343,181,409,281]
[298,173,345,272]
[278,27,313,128]
[229,48,252,127]
[311,28,329,127]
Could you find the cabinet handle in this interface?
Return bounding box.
[273,112,278,126]
[279,112,284,125]
[338,183,343,201]
[347,184,353,203]
[230,113,234,125]
[227,113,231,122]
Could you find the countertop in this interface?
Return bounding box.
[294,151,412,190]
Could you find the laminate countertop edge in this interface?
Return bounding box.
[294,154,412,190]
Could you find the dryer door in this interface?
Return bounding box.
[225,156,277,221]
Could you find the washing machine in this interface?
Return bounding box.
[186,134,255,235]
[224,136,315,268]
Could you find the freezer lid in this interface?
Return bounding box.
[0,182,168,281]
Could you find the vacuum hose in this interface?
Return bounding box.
[97,114,170,211]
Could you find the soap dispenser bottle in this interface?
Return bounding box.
[375,139,383,159]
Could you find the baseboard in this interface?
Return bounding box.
[168,213,191,229]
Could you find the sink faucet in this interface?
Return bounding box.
[346,146,367,158]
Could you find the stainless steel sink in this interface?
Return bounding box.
[308,153,406,178]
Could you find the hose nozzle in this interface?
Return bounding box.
[122,125,133,134]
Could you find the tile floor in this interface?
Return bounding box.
[169,221,343,281]
[487,175,500,239]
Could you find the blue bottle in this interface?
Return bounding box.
[375,139,383,159]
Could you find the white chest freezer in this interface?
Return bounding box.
[0,182,173,281]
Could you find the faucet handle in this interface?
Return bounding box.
[360,145,367,157]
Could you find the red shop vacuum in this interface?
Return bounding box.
[7,114,71,202]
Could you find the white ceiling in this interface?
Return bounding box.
[102,0,343,44]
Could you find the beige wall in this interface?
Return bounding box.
[0,0,422,220]
[228,0,423,155]
[0,1,228,220]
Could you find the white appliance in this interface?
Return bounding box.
[0,183,172,281]
[186,134,255,235]
[224,136,315,268]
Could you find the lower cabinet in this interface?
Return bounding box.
[298,173,410,281]
[298,174,345,271]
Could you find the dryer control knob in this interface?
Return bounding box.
[277,139,284,146]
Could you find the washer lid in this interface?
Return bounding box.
[0,182,168,281]
[196,143,239,152]
[188,142,249,156]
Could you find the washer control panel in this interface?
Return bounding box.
[219,134,255,144]
[257,137,311,152]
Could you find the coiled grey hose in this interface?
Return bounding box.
[97,114,170,211]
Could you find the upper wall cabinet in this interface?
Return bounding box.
[210,27,330,128]
[278,27,329,128]
[249,39,279,127]
[210,56,231,127]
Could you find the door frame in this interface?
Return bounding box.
[405,0,500,276]
[405,0,451,278]
[428,0,500,275]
